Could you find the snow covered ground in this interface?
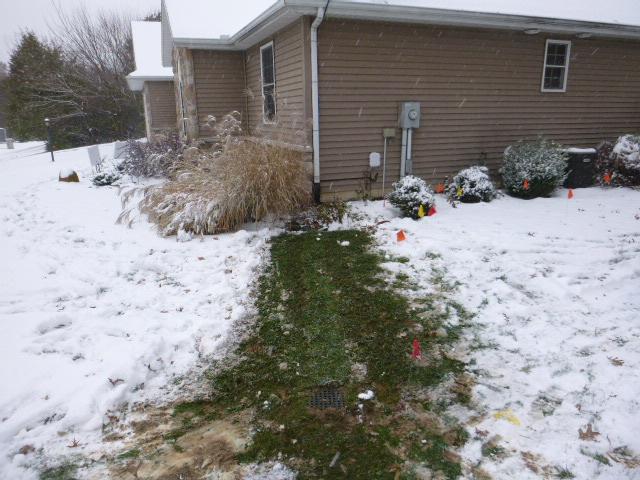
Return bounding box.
[1,140,639,479]
[0,142,271,478]
[354,189,640,479]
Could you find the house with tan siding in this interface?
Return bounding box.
[127,21,176,140]
[160,0,640,201]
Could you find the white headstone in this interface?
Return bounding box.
[88,145,102,170]
[113,141,127,159]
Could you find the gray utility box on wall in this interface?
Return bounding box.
[399,102,421,129]
[0,128,6,143]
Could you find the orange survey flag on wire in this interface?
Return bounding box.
[523,179,530,191]
[568,189,574,199]
[397,230,407,242]
[604,172,612,185]
[412,338,422,359]
[428,206,437,217]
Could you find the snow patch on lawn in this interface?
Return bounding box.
[351,188,640,479]
[0,143,271,478]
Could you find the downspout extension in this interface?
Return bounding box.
[311,6,326,203]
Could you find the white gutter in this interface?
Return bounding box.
[126,73,174,91]
[311,6,326,201]
[170,1,640,50]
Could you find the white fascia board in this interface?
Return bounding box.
[171,3,318,50]
[126,75,174,92]
[170,0,640,50]
[312,0,640,40]
[126,77,145,91]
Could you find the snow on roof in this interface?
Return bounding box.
[128,21,174,82]
[163,0,278,41]
[344,0,640,27]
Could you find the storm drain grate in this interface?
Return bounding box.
[309,386,345,409]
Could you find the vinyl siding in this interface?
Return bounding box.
[317,19,640,197]
[192,50,246,137]
[146,81,177,132]
[245,19,310,147]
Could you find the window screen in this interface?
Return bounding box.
[260,43,276,122]
[542,41,571,92]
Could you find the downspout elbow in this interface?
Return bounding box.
[311,6,326,203]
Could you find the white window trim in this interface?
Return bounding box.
[541,39,571,93]
[260,41,277,124]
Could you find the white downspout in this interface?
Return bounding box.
[311,6,326,202]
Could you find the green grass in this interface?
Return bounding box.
[116,449,141,460]
[555,467,576,478]
[39,463,78,480]
[169,230,469,478]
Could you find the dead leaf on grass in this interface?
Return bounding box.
[608,356,625,366]
[521,451,541,474]
[579,424,601,441]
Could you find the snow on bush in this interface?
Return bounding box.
[447,166,497,203]
[612,135,640,183]
[91,162,123,186]
[121,133,185,178]
[502,139,568,199]
[388,175,436,219]
[613,135,640,170]
[123,113,311,236]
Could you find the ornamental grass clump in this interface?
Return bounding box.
[126,113,311,236]
[388,175,436,219]
[447,166,497,203]
[502,138,568,199]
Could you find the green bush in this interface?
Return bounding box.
[447,166,497,203]
[502,139,568,199]
[388,175,435,219]
[92,163,123,186]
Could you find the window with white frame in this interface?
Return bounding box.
[541,40,571,92]
[260,42,276,123]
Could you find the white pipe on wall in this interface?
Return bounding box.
[400,128,408,177]
[311,6,326,201]
[406,128,413,175]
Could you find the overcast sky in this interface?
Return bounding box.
[2,0,639,65]
[0,0,162,63]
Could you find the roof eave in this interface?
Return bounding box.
[169,0,640,50]
[315,1,640,40]
[126,74,174,91]
[171,3,319,50]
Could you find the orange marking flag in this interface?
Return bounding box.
[435,183,446,194]
[604,172,612,185]
[523,179,530,191]
[428,206,437,217]
[568,189,574,199]
[397,230,407,242]
[412,338,422,360]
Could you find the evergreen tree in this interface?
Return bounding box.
[5,33,65,142]
[0,61,7,128]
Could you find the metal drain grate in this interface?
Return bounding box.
[309,386,345,409]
